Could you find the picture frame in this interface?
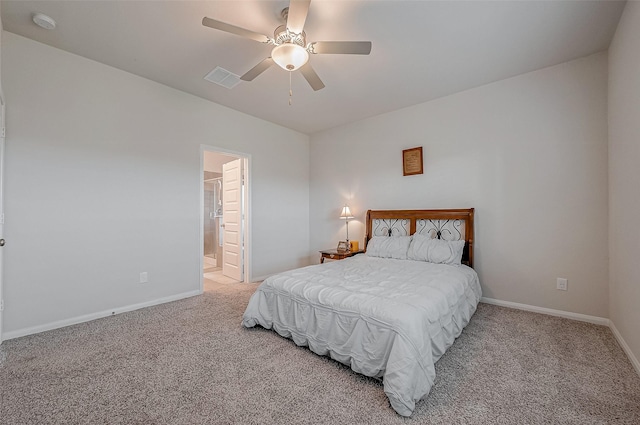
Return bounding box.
[402,146,424,176]
[336,241,350,252]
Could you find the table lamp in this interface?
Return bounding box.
[339,205,354,247]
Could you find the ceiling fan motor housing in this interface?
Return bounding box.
[273,25,306,47]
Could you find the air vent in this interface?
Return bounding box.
[204,67,241,89]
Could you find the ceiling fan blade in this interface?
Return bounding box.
[300,63,325,91]
[286,0,311,34]
[241,58,274,81]
[310,41,372,55]
[202,17,270,43]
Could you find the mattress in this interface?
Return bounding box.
[242,254,482,416]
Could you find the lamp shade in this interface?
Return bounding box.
[340,205,354,219]
[271,43,309,71]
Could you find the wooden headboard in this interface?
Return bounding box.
[365,208,475,268]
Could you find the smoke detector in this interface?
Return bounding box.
[32,13,56,30]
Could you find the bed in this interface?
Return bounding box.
[242,209,481,416]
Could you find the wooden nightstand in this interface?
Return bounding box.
[319,249,365,263]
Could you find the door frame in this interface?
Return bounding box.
[199,145,251,290]
[0,94,5,344]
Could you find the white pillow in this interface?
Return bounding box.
[407,233,465,265]
[366,236,412,260]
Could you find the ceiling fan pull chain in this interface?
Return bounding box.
[289,71,293,106]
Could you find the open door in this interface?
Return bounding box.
[222,158,243,281]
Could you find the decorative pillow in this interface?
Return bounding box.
[366,236,412,260]
[407,233,465,265]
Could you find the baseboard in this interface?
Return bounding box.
[609,321,640,377]
[250,274,270,283]
[3,290,202,341]
[480,297,640,377]
[480,297,610,326]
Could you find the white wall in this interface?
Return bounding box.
[310,53,609,318]
[1,32,309,337]
[608,1,640,368]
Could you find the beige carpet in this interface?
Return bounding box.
[1,279,639,424]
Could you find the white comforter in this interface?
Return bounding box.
[242,255,482,416]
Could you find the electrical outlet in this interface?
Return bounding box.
[139,272,148,283]
[557,278,568,291]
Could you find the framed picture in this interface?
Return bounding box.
[402,147,424,176]
[336,241,350,252]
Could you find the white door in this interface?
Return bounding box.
[222,159,243,281]
[0,98,5,343]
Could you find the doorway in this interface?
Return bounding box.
[200,146,250,291]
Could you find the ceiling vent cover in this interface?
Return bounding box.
[204,67,241,89]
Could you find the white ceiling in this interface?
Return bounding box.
[1,1,626,134]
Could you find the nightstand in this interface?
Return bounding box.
[319,249,365,263]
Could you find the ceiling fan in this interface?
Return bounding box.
[202,0,372,94]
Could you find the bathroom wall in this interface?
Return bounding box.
[203,171,222,258]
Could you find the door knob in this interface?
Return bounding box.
[0,239,5,247]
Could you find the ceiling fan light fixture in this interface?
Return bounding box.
[271,43,309,71]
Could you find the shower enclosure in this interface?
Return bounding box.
[204,172,223,267]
